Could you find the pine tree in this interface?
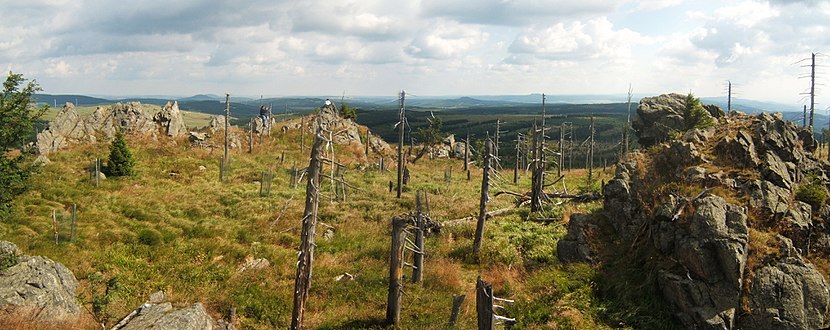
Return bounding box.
[105,130,135,177]
[0,72,47,214]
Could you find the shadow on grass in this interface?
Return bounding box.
[316,317,389,330]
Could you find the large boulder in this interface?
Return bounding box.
[656,196,749,329]
[153,101,187,137]
[631,93,688,147]
[113,302,217,330]
[0,241,81,322]
[739,237,830,330]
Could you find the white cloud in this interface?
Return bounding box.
[508,17,649,61]
[405,22,489,59]
[45,60,73,77]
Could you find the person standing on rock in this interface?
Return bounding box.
[259,105,270,130]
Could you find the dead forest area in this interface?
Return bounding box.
[1,107,678,330]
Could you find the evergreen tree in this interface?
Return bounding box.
[105,130,136,177]
[0,72,47,214]
[684,93,715,130]
[339,102,357,120]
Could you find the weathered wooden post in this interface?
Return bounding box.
[249,118,254,153]
[224,94,230,168]
[556,123,565,177]
[219,158,224,182]
[70,203,77,242]
[413,192,425,284]
[449,294,466,327]
[464,129,470,172]
[300,116,305,155]
[95,158,100,187]
[387,215,407,325]
[472,141,492,256]
[476,277,494,330]
[365,129,371,158]
[290,130,324,330]
[52,209,58,244]
[530,123,542,212]
[588,114,595,184]
[397,90,406,198]
[513,135,520,184]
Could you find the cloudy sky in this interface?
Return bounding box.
[1,0,828,105]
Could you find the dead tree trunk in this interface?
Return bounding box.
[397,90,406,199]
[530,123,543,212]
[472,141,492,256]
[588,114,595,184]
[70,203,77,242]
[387,215,407,325]
[513,135,520,184]
[300,116,305,155]
[290,131,324,330]
[249,118,253,153]
[558,123,565,177]
[449,294,466,327]
[476,277,494,330]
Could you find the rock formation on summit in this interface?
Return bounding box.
[563,93,830,329]
[36,101,187,154]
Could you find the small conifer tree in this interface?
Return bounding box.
[105,130,135,177]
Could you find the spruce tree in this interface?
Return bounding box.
[0,72,47,214]
[105,130,135,177]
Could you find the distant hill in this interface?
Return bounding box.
[34,94,111,107]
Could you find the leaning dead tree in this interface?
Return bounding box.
[290,124,324,330]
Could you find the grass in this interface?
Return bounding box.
[5,114,656,329]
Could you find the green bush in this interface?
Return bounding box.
[105,130,136,177]
[137,229,162,246]
[796,182,828,211]
[0,253,18,272]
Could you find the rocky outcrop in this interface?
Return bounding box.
[631,93,689,147]
[36,101,187,154]
[114,302,217,330]
[313,105,392,156]
[153,101,187,137]
[656,196,749,328]
[113,292,234,330]
[600,104,830,329]
[740,236,829,330]
[0,241,81,322]
[557,214,596,263]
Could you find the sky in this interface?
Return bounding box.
[1,0,828,106]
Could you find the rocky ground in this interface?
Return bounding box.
[562,93,830,329]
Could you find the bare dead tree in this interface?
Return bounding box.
[472,140,493,256]
[290,127,324,330]
[387,215,407,325]
[397,90,406,198]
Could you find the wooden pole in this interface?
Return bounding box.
[558,123,564,177]
[387,216,407,325]
[249,118,253,153]
[219,158,224,182]
[290,131,324,330]
[365,129,371,159]
[224,94,230,166]
[449,294,466,327]
[300,116,305,155]
[530,122,542,212]
[494,119,500,162]
[810,52,816,128]
[513,135,520,184]
[472,140,492,256]
[464,129,470,172]
[397,90,406,199]
[413,191,425,284]
[52,209,58,244]
[476,277,494,330]
[589,114,595,183]
[95,158,100,187]
[70,203,77,242]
